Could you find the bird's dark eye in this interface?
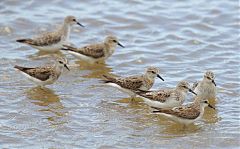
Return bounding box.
[112,40,117,43]
[207,77,211,80]
[204,101,208,103]
[73,19,76,21]
[59,61,63,64]
[151,71,155,74]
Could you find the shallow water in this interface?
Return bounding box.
[0,0,239,148]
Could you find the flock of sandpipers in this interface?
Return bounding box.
[14,16,217,127]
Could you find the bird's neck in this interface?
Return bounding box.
[143,74,155,87]
[104,43,115,57]
[53,63,63,73]
[199,104,206,118]
[59,23,71,41]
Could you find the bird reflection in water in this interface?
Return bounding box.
[25,86,68,126]
[75,60,113,79]
[202,99,219,124]
[28,50,64,61]
[161,122,202,136]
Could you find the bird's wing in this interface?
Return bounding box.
[15,65,52,81]
[73,44,105,58]
[138,89,173,103]
[17,31,62,46]
[116,76,144,90]
[103,75,144,91]
[152,103,200,119]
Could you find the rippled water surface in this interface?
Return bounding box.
[0,0,239,148]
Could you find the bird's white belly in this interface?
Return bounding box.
[67,51,98,64]
[158,113,196,125]
[142,97,181,108]
[33,41,63,52]
[106,83,136,97]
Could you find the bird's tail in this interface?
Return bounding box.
[16,39,34,45]
[100,75,117,83]
[14,65,24,71]
[151,106,163,113]
[61,44,78,52]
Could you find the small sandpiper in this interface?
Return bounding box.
[61,36,124,64]
[152,99,215,126]
[102,67,164,99]
[16,16,84,52]
[192,71,217,101]
[136,80,197,108]
[14,57,70,87]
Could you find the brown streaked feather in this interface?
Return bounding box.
[64,44,105,59]
[138,89,172,103]
[16,39,34,44]
[102,75,117,83]
[152,103,200,119]
[103,75,144,91]
[17,32,62,46]
[14,65,52,81]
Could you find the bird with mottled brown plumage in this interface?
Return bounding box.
[16,16,84,52]
[14,57,69,87]
[136,80,197,108]
[101,67,164,100]
[61,36,124,64]
[152,99,215,126]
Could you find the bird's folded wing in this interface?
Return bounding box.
[152,103,200,119]
[115,76,144,90]
[16,66,52,81]
[138,89,172,103]
[77,44,105,58]
[30,32,62,46]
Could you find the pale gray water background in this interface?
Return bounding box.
[0,0,239,148]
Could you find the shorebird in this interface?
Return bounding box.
[16,16,84,52]
[14,57,69,87]
[136,80,197,108]
[61,36,124,63]
[152,99,215,126]
[192,71,217,101]
[102,67,164,99]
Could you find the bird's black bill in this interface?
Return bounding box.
[208,104,215,110]
[212,80,216,86]
[157,74,164,81]
[77,22,85,27]
[189,89,197,95]
[64,64,70,71]
[117,42,125,48]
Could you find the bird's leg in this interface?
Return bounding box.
[130,96,135,102]
[38,85,46,90]
[182,124,187,130]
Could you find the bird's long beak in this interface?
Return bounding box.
[157,74,164,81]
[212,80,216,86]
[117,42,125,48]
[76,21,85,27]
[188,89,197,95]
[64,64,70,71]
[208,104,215,110]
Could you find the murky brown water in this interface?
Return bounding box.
[0,0,239,148]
